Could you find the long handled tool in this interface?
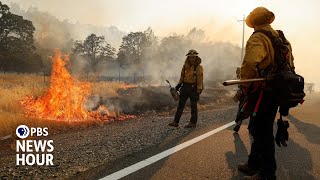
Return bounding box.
[223,78,266,86]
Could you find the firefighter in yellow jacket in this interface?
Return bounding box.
[237,7,294,180]
[169,49,204,128]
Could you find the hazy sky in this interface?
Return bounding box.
[3,0,320,90]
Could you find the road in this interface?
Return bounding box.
[93,93,320,180]
[1,93,319,179]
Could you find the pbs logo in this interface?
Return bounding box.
[16,125,30,139]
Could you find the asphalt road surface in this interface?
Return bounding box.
[93,93,320,180]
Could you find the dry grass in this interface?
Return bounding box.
[92,81,137,97]
[0,73,135,138]
[0,74,46,137]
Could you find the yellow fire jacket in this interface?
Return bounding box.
[179,57,204,92]
[240,24,294,88]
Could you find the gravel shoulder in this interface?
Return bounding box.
[0,88,237,179]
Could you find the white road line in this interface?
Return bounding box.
[101,121,236,180]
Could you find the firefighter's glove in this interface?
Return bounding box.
[275,120,289,147]
[175,83,182,91]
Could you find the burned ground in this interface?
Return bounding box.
[103,85,232,114]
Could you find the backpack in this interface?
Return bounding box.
[253,29,305,116]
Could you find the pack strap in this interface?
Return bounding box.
[253,29,287,45]
[182,65,198,87]
[253,29,295,73]
[193,65,197,82]
[277,30,286,41]
[253,29,275,40]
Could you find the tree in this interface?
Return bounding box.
[0,2,35,54]
[141,27,158,61]
[0,2,40,72]
[187,27,205,42]
[117,27,158,68]
[72,34,116,71]
[158,34,191,63]
[117,31,144,67]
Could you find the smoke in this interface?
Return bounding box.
[90,28,241,86]
[69,54,90,75]
[141,29,241,86]
[6,2,241,86]
[90,86,232,114]
[84,95,102,111]
[7,3,125,53]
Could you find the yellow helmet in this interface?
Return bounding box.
[246,7,275,28]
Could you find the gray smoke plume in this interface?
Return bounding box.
[7,3,125,55]
[139,28,241,86]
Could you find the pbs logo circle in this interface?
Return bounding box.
[16,125,30,139]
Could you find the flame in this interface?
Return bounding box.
[20,50,135,121]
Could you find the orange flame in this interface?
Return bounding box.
[20,50,135,121]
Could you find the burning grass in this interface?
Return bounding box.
[0,76,136,137]
[0,52,232,138]
[19,50,135,122]
[0,54,137,137]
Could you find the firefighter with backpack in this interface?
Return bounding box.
[169,49,204,128]
[235,7,304,180]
